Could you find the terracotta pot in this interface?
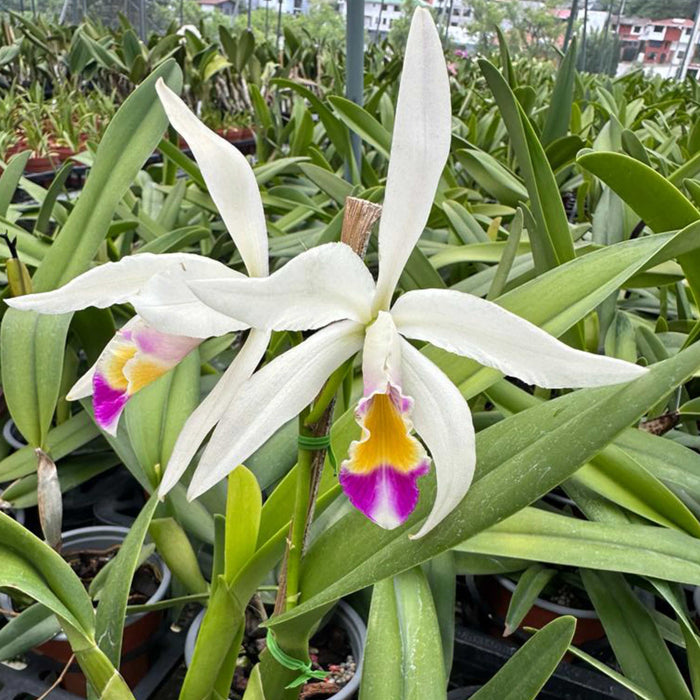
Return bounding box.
[217,126,255,143]
[477,575,605,646]
[1,525,170,696]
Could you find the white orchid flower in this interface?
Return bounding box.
[5,81,287,489]
[168,9,647,537]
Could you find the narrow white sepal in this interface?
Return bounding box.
[187,243,376,330]
[373,8,452,311]
[187,321,365,499]
[399,340,475,539]
[156,80,269,278]
[392,289,648,388]
[133,258,248,338]
[4,253,205,314]
[158,329,271,498]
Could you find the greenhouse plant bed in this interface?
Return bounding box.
[0,624,185,700]
[451,624,633,699]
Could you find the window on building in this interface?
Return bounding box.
[660,53,667,63]
[648,51,657,59]
[382,16,387,25]
[654,24,663,32]
[678,50,686,58]
[632,25,641,32]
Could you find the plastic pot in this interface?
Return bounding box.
[1,525,170,696]
[184,600,366,699]
[475,575,605,645]
[2,419,27,450]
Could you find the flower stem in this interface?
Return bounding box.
[284,409,313,610]
[279,198,382,615]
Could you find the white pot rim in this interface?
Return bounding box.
[1,524,171,642]
[496,575,599,619]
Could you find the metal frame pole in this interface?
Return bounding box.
[346,0,364,175]
[679,0,700,80]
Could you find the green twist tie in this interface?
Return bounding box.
[297,433,338,473]
[265,629,328,688]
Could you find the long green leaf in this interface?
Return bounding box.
[95,495,159,666]
[471,617,576,700]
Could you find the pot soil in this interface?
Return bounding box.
[475,574,605,646]
[1,525,170,696]
[184,601,365,700]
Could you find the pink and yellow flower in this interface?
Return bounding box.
[89,318,200,434]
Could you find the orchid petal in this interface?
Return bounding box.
[340,316,429,530]
[187,321,365,499]
[392,289,647,387]
[133,258,248,338]
[156,80,269,278]
[66,363,97,400]
[187,243,375,330]
[362,311,403,396]
[5,253,208,315]
[92,317,201,435]
[373,8,452,310]
[400,339,475,539]
[158,329,271,498]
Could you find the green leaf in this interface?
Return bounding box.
[0,409,99,481]
[0,511,95,634]
[0,151,31,216]
[471,617,575,700]
[328,96,392,159]
[541,38,577,145]
[0,313,71,447]
[393,568,445,699]
[578,150,700,303]
[224,467,261,582]
[242,664,267,699]
[567,643,659,700]
[360,579,402,699]
[360,569,445,700]
[96,495,159,666]
[455,149,527,207]
[298,163,353,205]
[455,506,700,584]
[445,225,700,397]
[149,518,208,595]
[504,565,557,636]
[0,603,60,660]
[582,570,692,700]
[578,151,699,234]
[480,59,574,272]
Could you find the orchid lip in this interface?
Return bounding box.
[340,384,430,529]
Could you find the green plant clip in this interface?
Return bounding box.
[297,434,338,474]
[265,629,328,689]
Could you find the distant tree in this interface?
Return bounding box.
[389,0,437,50]
[624,0,695,19]
[579,27,620,74]
[230,0,344,45]
[503,0,562,60]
